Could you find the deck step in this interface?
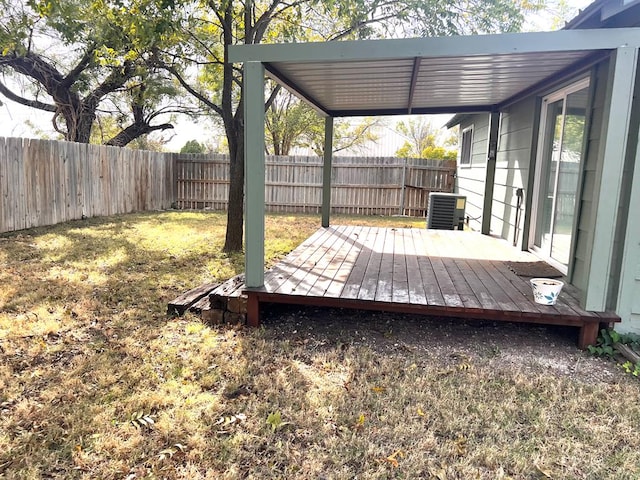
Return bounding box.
[167,274,248,325]
[167,282,220,316]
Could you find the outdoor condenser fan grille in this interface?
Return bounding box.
[427,193,466,230]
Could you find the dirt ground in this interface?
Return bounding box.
[261,304,621,384]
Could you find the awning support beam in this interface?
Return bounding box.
[407,57,422,114]
[321,117,334,228]
[585,46,639,310]
[244,61,266,288]
[482,111,500,235]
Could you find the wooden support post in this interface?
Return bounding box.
[578,322,599,349]
[400,157,407,216]
[246,294,261,327]
[321,117,334,228]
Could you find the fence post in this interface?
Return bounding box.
[171,153,178,207]
[399,157,407,215]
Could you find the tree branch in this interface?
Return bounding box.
[0,52,66,94]
[60,45,96,89]
[329,10,406,41]
[161,62,223,116]
[105,122,174,147]
[265,84,281,111]
[0,80,56,111]
[84,61,136,109]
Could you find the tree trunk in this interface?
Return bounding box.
[74,108,95,143]
[223,123,245,252]
[221,0,246,253]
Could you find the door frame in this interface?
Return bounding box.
[529,76,591,275]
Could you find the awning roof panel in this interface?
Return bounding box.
[229,28,640,116]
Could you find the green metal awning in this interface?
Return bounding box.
[229,28,640,117]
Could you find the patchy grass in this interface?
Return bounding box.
[1,211,639,479]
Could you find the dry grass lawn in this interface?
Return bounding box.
[1,211,639,479]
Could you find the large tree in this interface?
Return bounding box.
[265,89,380,156]
[0,0,190,146]
[395,116,457,160]
[161,0,539,252]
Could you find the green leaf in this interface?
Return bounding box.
[266,411,282,431]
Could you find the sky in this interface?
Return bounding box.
[0,0,595,154]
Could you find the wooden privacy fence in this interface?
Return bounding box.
[0,139,455,235]
[0,137,175,234]
[176,155,456,216]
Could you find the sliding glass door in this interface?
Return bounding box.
[532,79,589,273]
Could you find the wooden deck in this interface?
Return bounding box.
[245,226,620,348]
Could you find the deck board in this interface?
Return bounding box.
[411,229,447,306]
[308,225,358,297]
[341,226,375,299]
[405,230,428,305]
[324,226,367,298]
[392,230,410,303]
[454,258,500,311]
[441,257,483,311]
[245,226,621,348]
[274,226,344,295]
[358,228,386,301]
[263,226,333,292]
[467,260,519,313]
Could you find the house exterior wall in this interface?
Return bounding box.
[491,96,537,246]
[455,114,488,232]
[454,98,537,245]
[618,193,640,335]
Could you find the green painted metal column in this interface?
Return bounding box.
[616,71,640,332]
[481,111,500,235]
[321,117,334,228]
[244,61,266,288]
[585,47,639,311]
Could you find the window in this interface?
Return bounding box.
[459,126,473,167]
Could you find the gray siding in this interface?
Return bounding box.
[490,97,537,245]
[456,114,488,231]
[571,60,610,295]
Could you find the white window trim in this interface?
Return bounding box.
[459,125,474,168]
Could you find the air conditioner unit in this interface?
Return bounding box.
[427,193,466,230]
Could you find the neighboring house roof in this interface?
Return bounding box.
[565,0,640,29]
[445,113,470,129]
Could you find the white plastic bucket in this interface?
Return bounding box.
[530,278,564,305]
